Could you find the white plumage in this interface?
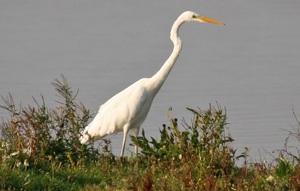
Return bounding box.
[79,11,224,157]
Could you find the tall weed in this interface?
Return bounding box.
[0,75,102,169]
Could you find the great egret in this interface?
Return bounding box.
[79,11,224,157]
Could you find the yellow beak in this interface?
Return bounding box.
[198,16,225,25]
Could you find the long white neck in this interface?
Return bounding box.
[150,16,185,94]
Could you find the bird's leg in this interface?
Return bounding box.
[120,134,127,157]
[131,126,140,156]
[120,125,130,157]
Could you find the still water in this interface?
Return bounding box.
[1,0,300,162]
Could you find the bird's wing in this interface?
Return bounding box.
[86,78,151,138]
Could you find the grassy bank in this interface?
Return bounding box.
[0,76,299,190]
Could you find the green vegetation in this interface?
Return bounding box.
[0,76,299,190]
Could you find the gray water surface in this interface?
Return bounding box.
[1,0,300,162]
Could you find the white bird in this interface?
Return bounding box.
[79,11,224,157]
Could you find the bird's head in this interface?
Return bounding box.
[181,11,224,25]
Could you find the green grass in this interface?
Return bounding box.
[0,75,299,190]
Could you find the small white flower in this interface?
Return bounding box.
[178,154,182,160]
[1,141,6,148]
[16,161,21,167]
[10,151,19,157]
[24,159,29,167]
[266,175,274,182]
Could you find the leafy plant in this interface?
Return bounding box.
[132,104,237,176]
[1,76,300,190]
[0,75,103,169]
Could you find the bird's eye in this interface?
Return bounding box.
[192,15,197,18]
